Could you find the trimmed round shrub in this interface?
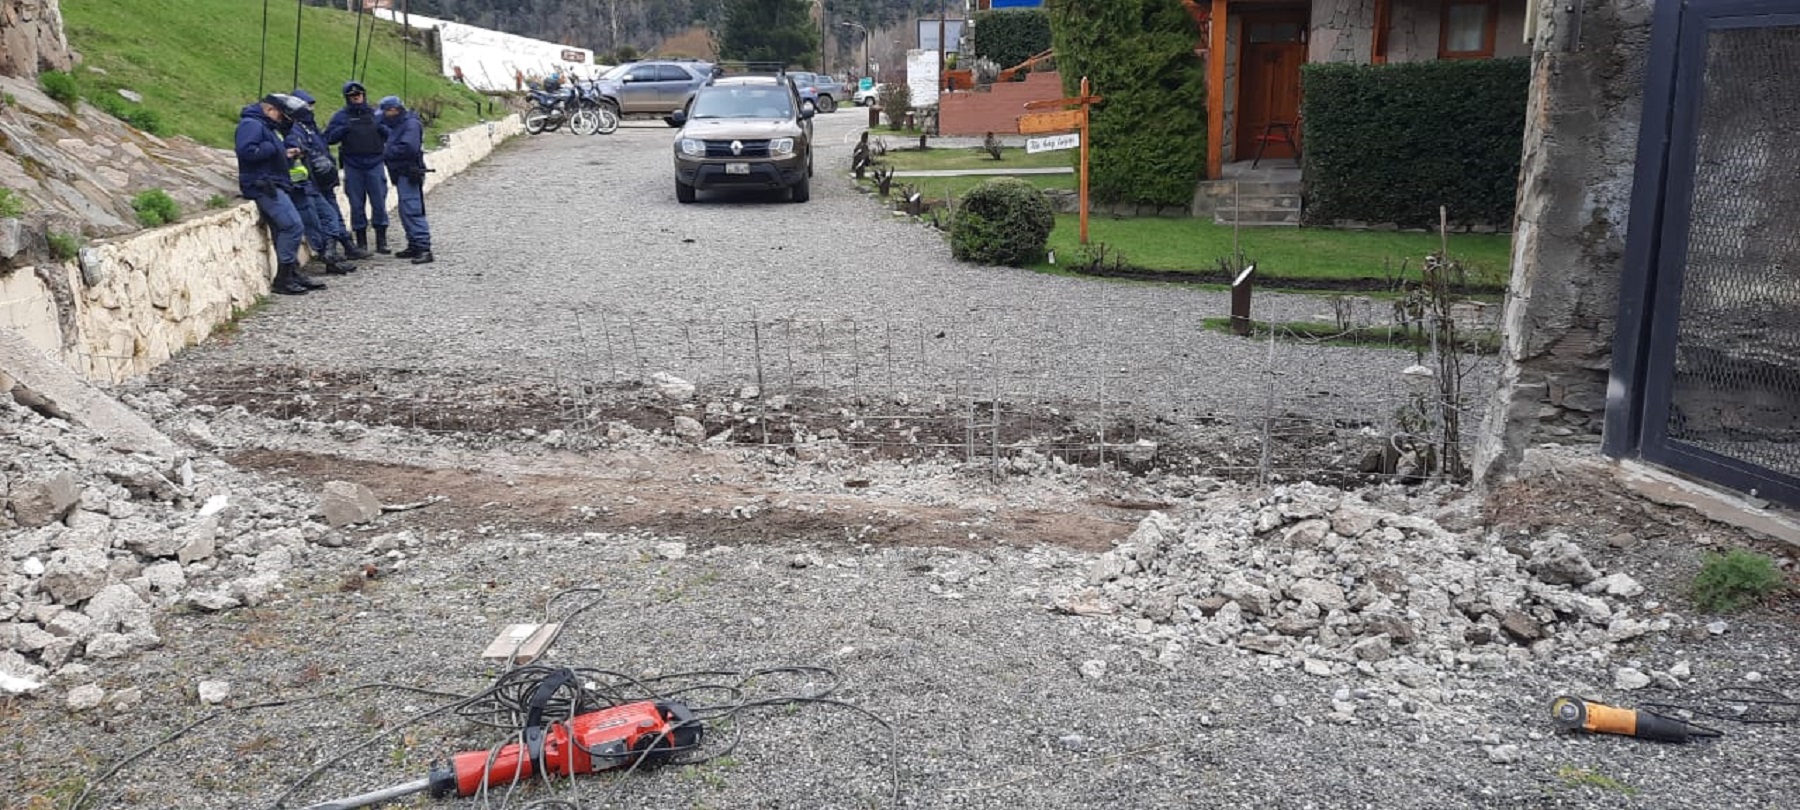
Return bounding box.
[951,178,1055,267]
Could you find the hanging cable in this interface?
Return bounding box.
[291,0,304,91]
[359,3,379,83]
[258,0,272,96]
[350,0,366,79]
[402,0,411,100]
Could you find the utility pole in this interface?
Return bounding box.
[937,0,948,95]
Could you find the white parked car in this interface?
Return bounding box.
[854,83,884,106]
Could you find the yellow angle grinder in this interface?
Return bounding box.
[1551,695,1723,742]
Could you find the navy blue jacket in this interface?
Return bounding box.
[324,102,389,170]
[235,103,291,198]
[382,110,427,177]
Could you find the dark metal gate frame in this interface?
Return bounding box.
[1605,0,1800,507]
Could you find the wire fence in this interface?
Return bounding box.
[134,301,1500,486]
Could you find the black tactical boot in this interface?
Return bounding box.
[293,264,328,290]
[272,262,310,295]
[324,255,358,275]
[340,235,372,260]
[354,228,368,251]
[395,244,420,259]
[374,227,391,254]
[410,250,434,265]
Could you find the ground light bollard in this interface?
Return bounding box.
[1231,263,1257,336]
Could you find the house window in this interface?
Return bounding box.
[1440,0,1499,59]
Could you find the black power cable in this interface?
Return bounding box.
[258,0,272,96]
[65,587,902,810]
[291,0,304,90]
[349,0,366,80]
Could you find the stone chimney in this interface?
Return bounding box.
[0,0,74,78]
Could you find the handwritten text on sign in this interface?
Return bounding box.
[1026,133,1081,154]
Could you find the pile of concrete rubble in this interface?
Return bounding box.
[1055,483,1695,710]
[0,392,358,697]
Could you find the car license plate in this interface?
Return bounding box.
[725,163,750,175]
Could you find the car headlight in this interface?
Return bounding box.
[770,138,795,156]
[679,138,705,158]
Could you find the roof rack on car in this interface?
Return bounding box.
[707,60,790,77]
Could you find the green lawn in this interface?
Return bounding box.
[1042,216,1513,286]
[880,146,1074,172]
[890,172,1077,202]
[61,0,491,149]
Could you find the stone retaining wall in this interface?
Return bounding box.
[0,116,524,381]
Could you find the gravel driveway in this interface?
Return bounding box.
[15,109,1779,810]
[166,113,1476,432]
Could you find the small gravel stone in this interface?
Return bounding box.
[197,680,231,705]
[1485,744,1522,765]
[1614,668,1652,691]
[66,684,105,711]
[1078,659,1107,680]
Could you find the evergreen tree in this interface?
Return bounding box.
[1047,0,1206,207]
[715,0,821,67]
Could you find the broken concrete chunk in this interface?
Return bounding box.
[672,415,705,441]
[66,683,105,711]
[1499,610,1544,643]
[177,517,218,565]
[10,471,82,527]
[83,583,151,634]
[1287,578,1349,612]
[1525,534,1600,586]
[40,547,109,605]
[652,372,696,401]
[319,481,382,528]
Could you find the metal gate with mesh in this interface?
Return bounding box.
[1608,0,1800,507]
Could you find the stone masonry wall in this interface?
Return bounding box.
[0,116,525,381]
[1474,0,1654,483]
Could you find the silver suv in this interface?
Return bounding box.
[671,75,816,204]
[594,60,714,121]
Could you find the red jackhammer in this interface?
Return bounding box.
[304,671,702,809]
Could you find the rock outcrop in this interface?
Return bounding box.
[0,0,72,78]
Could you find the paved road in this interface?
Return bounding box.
[164,111,1465,428]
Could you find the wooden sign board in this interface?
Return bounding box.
[1018,109,1083,135]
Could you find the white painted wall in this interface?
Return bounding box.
[371,8,605,91]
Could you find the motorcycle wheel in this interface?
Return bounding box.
[524,108,550,135]
[594,107,620,135]
[570,108,600,136]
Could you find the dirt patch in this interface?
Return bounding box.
[162,364,1423,487]
[229,448,1136,552]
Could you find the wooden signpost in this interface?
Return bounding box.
[1017,77,1102,244]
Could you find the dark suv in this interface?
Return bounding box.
[594,59,714,121]
[671,75,816,203]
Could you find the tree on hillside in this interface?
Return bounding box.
[715,0,821,67]
[1046,0,1206,208]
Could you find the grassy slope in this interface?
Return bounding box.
[61,0,489,149]
[1042,216,1514,284]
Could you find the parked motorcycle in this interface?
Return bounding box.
[523,82,620,136]
[523,86,573,134]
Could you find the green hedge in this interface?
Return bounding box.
[1048,0,1206,208]
[1300,58,1529,228]
[969,8,1053,70]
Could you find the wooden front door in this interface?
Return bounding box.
[1235,13,1307,160]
